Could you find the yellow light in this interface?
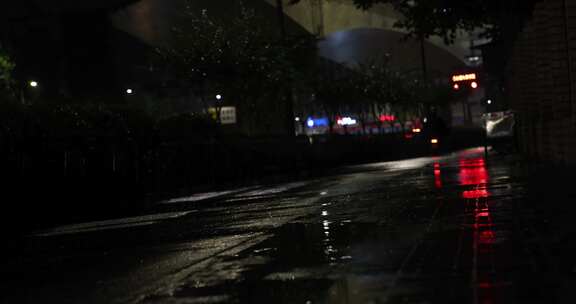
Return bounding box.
[412,128,421,133]
[431,138,439,144]
[452,73,477,82]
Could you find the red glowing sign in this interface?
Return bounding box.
[379,115,396,122]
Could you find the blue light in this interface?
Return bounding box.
[307,117,329,128]
[307,119,315,127]
[314,118,329,127]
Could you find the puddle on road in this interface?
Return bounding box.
[162,222,415,304]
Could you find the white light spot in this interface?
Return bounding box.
[126,88,133,94]
[29,81,38,88]
[337,117,357,126]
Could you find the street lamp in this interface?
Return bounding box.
[487,99,492,105]
[126,88,134,95]
[216,94,222,100]
[29,81,38,88]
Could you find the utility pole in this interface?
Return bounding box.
[419,37,428,80]
[276,0,296,136]
[276,0,287,39]
[563,0,574,115]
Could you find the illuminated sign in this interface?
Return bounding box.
[452,73,477,82]
[379,114,396,122]
[337,117,357,126]
[307,117,329,128]
[208,106,237,124]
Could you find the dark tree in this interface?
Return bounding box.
[0,49,15,97]
[350,0,541,44]
[163,2,316,135]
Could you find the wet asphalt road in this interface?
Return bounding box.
[4,147,576,303]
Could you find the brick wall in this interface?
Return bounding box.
[508,0,576,164]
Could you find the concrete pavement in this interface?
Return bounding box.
[3,147,576,303]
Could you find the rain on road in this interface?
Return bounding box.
[3,148,573,303]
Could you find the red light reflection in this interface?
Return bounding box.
[459,158,488,186]
[459,156,495,303]
[434,162,442,189]
[463,189,488,199]
[479,229,496,245]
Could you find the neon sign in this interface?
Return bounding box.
[379,115,396,122]
[337,117,357,126]
[306,117,329,128]
[452,73,477,82]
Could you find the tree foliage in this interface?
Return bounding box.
[0,49,15,96]
[354,0,540,43]
[311,56,445,133]
[162,1,317,134]
[292,0,539,44]
[164,2,315,104]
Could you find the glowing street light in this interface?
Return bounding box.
[487,99,492,105]
[126,88,133,95]
[216,94,222,100]
[29,81,38,88]
[471,81,478,89]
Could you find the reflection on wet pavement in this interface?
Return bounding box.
[160,150,555,304]
[6,148,576,303]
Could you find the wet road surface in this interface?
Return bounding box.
[4,147,576,303]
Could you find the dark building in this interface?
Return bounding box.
[507,0,576,165]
